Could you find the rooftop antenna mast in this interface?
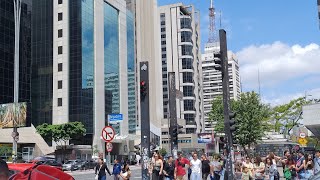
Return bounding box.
[208,0,217,43]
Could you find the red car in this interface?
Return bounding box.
[8,163,74,180]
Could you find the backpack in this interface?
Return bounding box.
[10,165,74,180]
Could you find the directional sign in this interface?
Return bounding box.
[106,142,113,152]
[108,114,123,122]
[298,138,308,146]
[101,126,115,142]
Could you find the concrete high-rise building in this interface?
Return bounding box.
[158,3,205,151]
[125,0,163,146]
[202,42,241,133]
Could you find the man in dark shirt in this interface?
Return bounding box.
[0,159,9,180]
[201,154,210,180]
[163,156,175,180]
[95,158,111,180]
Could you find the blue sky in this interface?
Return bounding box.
[158,0,320,105]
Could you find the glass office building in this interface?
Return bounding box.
[31,0,53,127]
[126,10,136,134]
[0,0,32,105]
[68,0,94,145]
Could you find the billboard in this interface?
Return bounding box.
[0,102,28,128]
[197,133,213,143]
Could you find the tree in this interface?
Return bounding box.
[158,148,167,157]
[209,92,272,155]
[271,97,310,135]
[36,122,86,146]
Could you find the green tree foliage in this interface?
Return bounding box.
[36,122,86,146]
[209,92,272,154]
[158,148,167,157]
[272,97,309,134]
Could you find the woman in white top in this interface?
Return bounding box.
[120,164,131,180]
[243,157,254,177]
[190,153,202,180]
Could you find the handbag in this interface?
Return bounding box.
[95,165,102,180]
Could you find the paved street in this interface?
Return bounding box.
[69,165,142,180]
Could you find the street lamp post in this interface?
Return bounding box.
[13,0,22,163]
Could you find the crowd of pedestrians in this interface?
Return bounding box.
[94,158,131,180]
[147,149,320,180]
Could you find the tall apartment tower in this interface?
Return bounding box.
[31,0,135,155]
[159,3,204,151]
[125,0,163,146]
[202,43,241,132]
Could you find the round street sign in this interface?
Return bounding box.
[299,132,306,138]
[106,142,113,152]
[101,126,115,142]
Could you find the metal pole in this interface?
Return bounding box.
[140,62,150,180]
[13,0,22,163]
[219,29,234,179]
[168,72,178,154]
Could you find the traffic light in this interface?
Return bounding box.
[213,51,222,71]
[171,125,183,145]
[229,112,237,143]
[140,80,147,100]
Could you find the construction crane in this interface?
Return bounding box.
[208,0,216,43]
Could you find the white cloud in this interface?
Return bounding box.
[236,42,320,89]
[262,88,320,106]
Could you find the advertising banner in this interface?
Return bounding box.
[197,133,213,143]
[0,102,27,128]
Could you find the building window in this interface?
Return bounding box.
[58,13,63,21]
[161,34,166,39]
[161,21,165,25]
[162,54,166,58]
[58,63,63,71]
[161,28,165,32]
[182,72,193,83]
[58,46,63,54]
[161,41,166,45]
[58,0,63,4]
[58,80,62,89]
[183,86,193,96]
[58,98,62,106]
[182,58,193,69]
[58,29,63,38]
[184,100,194,111]
[162,47,166,52]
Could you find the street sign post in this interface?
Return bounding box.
[108,114,123,124]
[106,142,113,152]
[101,126,115,142]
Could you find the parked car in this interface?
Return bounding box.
[35,159,63,171]
[62,160,78,171]
[86,159,98,169]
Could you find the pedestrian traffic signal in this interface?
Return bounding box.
[171,125,183,145]
[140,80,147,101]
[229,112,237,133]
[213,52,222,71]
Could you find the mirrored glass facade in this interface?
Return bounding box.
[31,0,53,127]
[126,10,136,134]
[69,0,94,145]
[0,0,32,104]
[104,3,120,134]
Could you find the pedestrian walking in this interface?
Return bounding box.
[190,153,201,180]
[253,156,265,180]
[112,159,122,180]
[295,151,306,180]
[95,158,111,180]
[201,154,211,180]
[0,159,9,180]
[210,155,222,180]
[163,156,175,180]
[304,154,314,179]
[242,157,253,177]
[311,149,320,179]
[119,163,131,180]
[150,152,163,180]
[175,151,190,180]
[283,155,295,180]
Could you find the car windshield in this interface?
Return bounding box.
[65,161,74,164]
